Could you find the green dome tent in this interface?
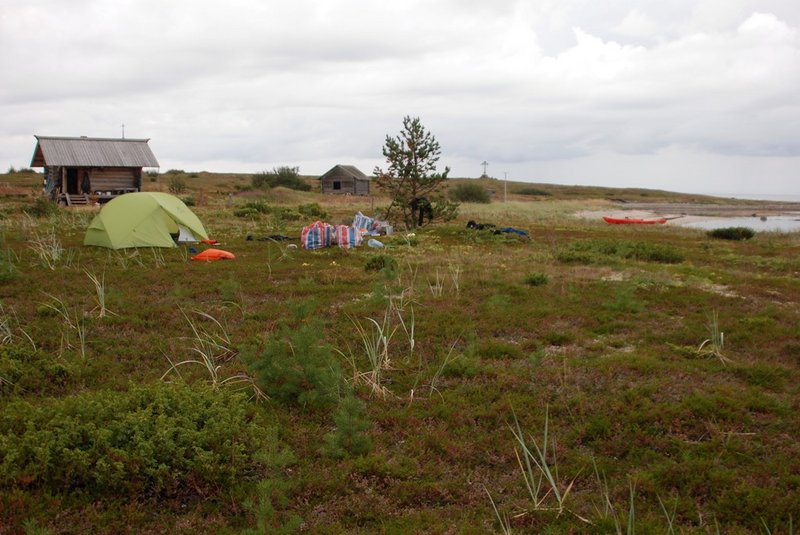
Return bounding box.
[84,192,209,249]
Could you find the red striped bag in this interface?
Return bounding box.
[334,225,365,249]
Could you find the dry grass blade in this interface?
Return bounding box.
[485,486,513,534]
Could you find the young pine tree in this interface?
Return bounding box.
[374,116,459,229]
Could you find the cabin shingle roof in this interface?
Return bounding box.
[31,136,159,168]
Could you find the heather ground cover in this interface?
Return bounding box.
[1,171,798,534]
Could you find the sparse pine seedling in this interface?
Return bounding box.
[524,272,549,286]
[323,394,373,458]
[252,321,341,409]
[218,274,241,304]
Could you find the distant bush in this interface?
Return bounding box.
[168,176,186,194]
[22,198,59,218]
[252,167,311,191]
[298,203,328,220]
[6,166,35,174]
[516,187,552,196]
[273,208,302,222]
[234,201,270,219]
[165,169,184,175]
[708,227,755,241]
[182,196,195,207]
[243,201,270,213]
[0,383,270,498]
[449,183,491,203]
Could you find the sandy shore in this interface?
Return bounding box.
[576,201,800,226]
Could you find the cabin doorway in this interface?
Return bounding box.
[66,169,79,194]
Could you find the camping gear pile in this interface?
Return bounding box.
[466,220,530,238]
[300,212,390,250]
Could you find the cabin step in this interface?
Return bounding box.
[62,193,90,206]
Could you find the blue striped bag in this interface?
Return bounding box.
[301,221,334,250]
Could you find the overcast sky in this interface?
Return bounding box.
[2,0,798,196]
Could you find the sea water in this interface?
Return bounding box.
[682,216,800,232]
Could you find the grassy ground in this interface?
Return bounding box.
[1,170,799,534]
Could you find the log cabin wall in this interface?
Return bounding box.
[90,167,139,193]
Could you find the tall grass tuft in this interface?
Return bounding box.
[509,406,585,519]
[0,303,36,350]
[86,270,116,318]
[346,310,396,399]
[697,309,729,365]
[428,267,444,297]
[162,308,265,401]
[40,293,84,356]
[28,230,65,270]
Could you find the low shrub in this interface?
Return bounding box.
[523,272,549,286]
[0,382,270,497]
[364,254,397,274]
[0,345,78,396]
[234,207,262,219]
[449,183,491,203]
[557,239,683,265]
[708,227,755,241]
[0,253,18,283]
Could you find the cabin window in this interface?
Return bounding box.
[333,181,341,190]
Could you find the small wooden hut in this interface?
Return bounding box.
[30,135,159,206]
[319,165,370,195]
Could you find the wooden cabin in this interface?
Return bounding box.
[30,135,159,206]
[319,165,370,195]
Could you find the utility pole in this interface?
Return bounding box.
[121,124,126,139]
[481,161,489,178]
[504,172,508,203]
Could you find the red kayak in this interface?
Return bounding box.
[603,216,667,225]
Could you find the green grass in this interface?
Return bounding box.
[0,173,798,532]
